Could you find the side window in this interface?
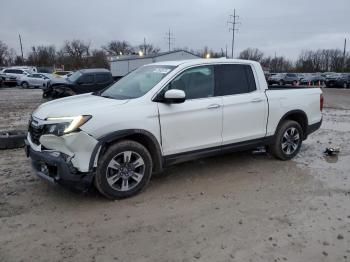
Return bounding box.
[168,66,215,99]
[96,74,110,84]
[245,65,257,92]
[79,74,94,84]
[215,64,256,95]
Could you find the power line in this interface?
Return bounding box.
[165,28,175,52]
[227,9,241,58]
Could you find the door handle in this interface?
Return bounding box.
[251,98,263,103]
[207,104,221,109]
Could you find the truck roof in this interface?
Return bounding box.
[150,58,260,67]
[79,68,110,74]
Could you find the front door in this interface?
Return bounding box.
[157,65,223,156]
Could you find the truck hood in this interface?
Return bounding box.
[33,94,129,119]
[51,77,68,83]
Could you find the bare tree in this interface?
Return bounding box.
[138,43,160,55]
[27,45,56,67]
[0,40,16,66]
[86,49,109,69]
[103,41,133,56]
[58,40,90,69]
[239,48,264,62]
[295,49,345,72]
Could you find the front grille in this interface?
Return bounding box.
[29,123,43,145]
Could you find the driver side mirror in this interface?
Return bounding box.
[163,89,186,104]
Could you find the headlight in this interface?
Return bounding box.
[44,115,92,136]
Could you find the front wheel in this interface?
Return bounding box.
[268,120,303,160]
[94,140,153,199]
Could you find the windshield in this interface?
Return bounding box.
[101,65,176,99]
[67,71,81,82]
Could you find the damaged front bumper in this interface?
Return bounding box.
[25,131,99,191]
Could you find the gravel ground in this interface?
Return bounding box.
[0,87,349,262]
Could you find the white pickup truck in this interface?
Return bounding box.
[25,59,323,199]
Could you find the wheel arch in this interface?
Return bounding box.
[275,110,308,140]
[89,129,163,174]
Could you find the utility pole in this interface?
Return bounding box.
[143,38,147,54]
[18,34,24,63]
[343,38,347,72]
[227,9,240,58]
[165,28,175,52]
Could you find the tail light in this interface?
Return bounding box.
[320,94,324,111]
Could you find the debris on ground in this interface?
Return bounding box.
[324,147,340,156]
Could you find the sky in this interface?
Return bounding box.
[1,0,349,60]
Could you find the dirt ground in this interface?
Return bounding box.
[0,87,349,262]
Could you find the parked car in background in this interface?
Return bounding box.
[325,73,350,88]
[300,75,325,86]
[325,73,344,88]
[52,71,73,78]
[297,73,306,81]
[0,68,31,87]
[44,68,114,98]
[267,73,299,86]
[26,59,323,199]
[18,73,54,88]
[9,66,37,73]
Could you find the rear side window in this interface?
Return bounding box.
[96,74,111,83]
[79,74,94,84]
[215,64,256,96]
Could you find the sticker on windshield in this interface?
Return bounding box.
[153,68,171,74]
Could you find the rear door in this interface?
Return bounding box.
[157,65,223,155]
[95,73,113,91]
[216,64,268,145]
[76,74,95,93]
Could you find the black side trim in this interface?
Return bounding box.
[307,119,322,136]
[88,129,163,173]
[164,136,275,167]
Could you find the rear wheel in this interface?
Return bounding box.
[268,120,303,160]
[94,140,153,199]
[343,82,348,89]
[21,82,29,88]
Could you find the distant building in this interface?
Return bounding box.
[109,50,200,79]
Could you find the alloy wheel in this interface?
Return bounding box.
[281,127,300,155]
[105,151,145,191]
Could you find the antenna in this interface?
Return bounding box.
[227,9,241,58]
[165,28,175,52]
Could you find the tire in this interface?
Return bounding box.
[0,130,27,150]
[343,82,348,89]
[94,140,153,199]
[279,80,284,86]
[268,120,303,160]
[21,82,29,88]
